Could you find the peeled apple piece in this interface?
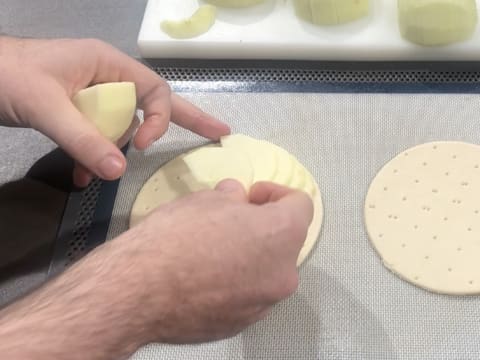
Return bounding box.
[221,134,277,182]
[205,0,266,8]
[289,161,309,191]
[73,82,136,142]
[161,5,216,39]
[294,0,369,26]
[271,146,295,185]
[398,0,478,46]
[183,147,253,190]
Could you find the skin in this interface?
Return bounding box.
[0,37,314,359]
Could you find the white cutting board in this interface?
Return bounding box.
[138,0,480,60]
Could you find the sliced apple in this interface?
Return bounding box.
[270,145,295,185]
[221,134,277,182]
[398,0,478,46]
[303,172,317,197]
[161,5,217,39]
[294,0,370,26]
[183,147,253,190]
[288,160,307,191]
[72,82,136,143]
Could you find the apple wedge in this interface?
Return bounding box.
[73,82,136,143]
[161,5,217,39]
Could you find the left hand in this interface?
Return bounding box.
[0,36,230,186]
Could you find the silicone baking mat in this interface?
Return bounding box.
[104,89,480,359]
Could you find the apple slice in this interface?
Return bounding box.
[398,0,478,46]
[288,160,307,191]
[221,134,277,182]
[294,0,369,26]
[73,82,136,142]
[161,5,216,39]
[271,146,295,185]
[303,172,317,197]
[183,147,253,190]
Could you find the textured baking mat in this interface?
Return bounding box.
[107,92,480,360]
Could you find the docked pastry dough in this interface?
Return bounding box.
[365,141,480,294]
[130,135,323,265]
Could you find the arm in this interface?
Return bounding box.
[0,231,150,360]
[0,181,313,359]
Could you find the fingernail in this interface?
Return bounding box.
[98,155,124,179]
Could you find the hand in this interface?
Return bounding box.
[125,180,314,343]
[0,180,313,359]
[0,36,230,187]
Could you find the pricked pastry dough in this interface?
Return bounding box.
[130,135,323,265]
[365,141,480,294]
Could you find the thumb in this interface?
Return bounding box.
[34,94,126,181]
[249,182,297,204]
[215,179,248,202]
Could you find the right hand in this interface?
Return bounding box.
[121,179,314,344]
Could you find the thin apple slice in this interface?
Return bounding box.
[221,134,277,182]
[183,146,253,190]
[161,5,216,39]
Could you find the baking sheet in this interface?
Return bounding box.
[138,0,480,60]
[107,92,480,359]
